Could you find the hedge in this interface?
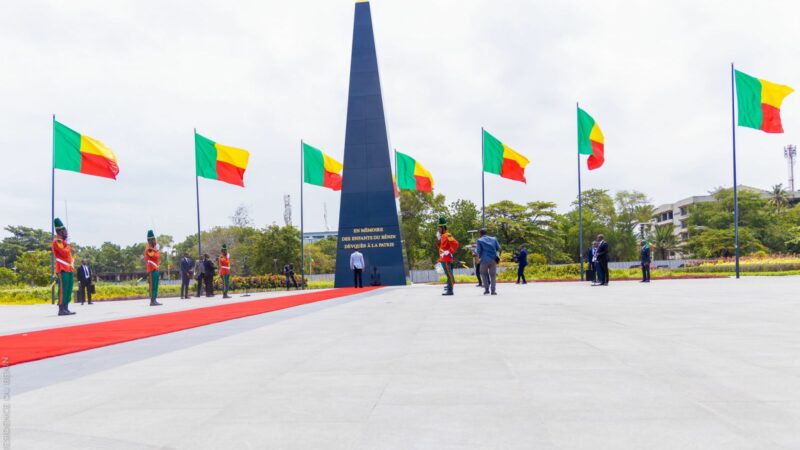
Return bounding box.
[0,275,334,305]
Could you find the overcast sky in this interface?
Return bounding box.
[1,0,798,247]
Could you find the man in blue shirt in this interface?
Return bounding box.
[640,240,651,283]
[476,228,501,295]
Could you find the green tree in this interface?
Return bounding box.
[649,223,678,260]
[768,184,790,213]
[445,199,480,265]
[16,250,51,286]
[563,189,615,262]
[251,225,301,274]
[305,236,337,274]
[399,190,447,269]
[611,190,653,260]
[0,225,51,268]
[686,188,778,257]
[0,267,18,285]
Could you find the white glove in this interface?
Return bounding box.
[442,250,450,256]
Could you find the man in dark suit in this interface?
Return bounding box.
[179,252,194,299]
[595,234,610,286]
[76,258,93,305]
[202,253,216,297]
[640,241,651,283]
[516,246,528,284]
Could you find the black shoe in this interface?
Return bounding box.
[150,300,162,306]
[483,291,490,295]
[58,305,76,316]
[88,301,93,305]
[223,295,231,299]
[491,292,497,295]
[442,291,454,296]
[522,282,527,285]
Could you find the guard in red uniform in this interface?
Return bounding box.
[437,217,459,296]
[52,218,76,316]
[219,243,231,299]
[144,230,162,306]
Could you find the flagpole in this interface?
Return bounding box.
[51,114,56,304]
[577,103,585,282]
[481,127,486,228]
[194,128,202,259]
[731,63,740,279]
[300,139,305,290]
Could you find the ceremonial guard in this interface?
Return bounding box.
[219,244,232,299]
[144,230,162,306]
[52,218,76,316]
[437,217,459,296]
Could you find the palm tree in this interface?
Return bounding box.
[769,183,790,212]
[650,223,678,260]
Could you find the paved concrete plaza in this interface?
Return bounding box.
[6,277,800,449]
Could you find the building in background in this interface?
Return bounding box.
[644,186,800,259]
[303,231,337,245]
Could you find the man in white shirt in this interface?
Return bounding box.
[350,250,365,288]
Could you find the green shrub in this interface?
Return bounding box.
[0,267,18,286]
[0,274,332,305]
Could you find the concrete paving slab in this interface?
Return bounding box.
[6,277,800,449]
[0,288,317,335]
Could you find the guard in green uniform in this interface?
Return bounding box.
[144,230,162,306]
[52,218,76,316]
[219,244,231,299]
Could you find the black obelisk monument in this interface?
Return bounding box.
[334,1,407,287]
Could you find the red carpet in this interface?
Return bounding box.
[2,287,380,367]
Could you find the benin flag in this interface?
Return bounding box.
[577,108,605,170]
[54,120,119,180]
[195,133,250,187]
[483,130,529,183]
[735,70,794,133]
[396,151,434,192]
[303,143,343,191]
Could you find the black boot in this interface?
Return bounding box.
[150,299,162,306]
[58,304,76,316]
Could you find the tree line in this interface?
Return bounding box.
[2,185,799,285]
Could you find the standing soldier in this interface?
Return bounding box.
[219,244,232,299]
[437,217,459,296]
[52,218,76,316]
[144,230,162,306]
